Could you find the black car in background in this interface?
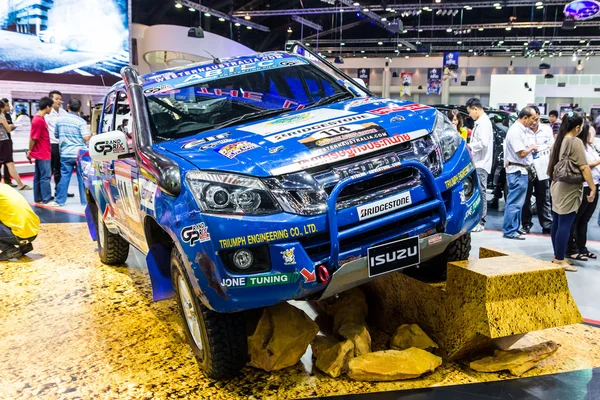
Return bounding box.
[431,105,517,206]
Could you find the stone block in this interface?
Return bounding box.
[363,247,582,360]
[470,341,560,376]
[315,340,355,378]
[347,348,442,381]
[390,324,438,352]
[339,322,372,356]
[311,335,339,359]
[248,303,319,371]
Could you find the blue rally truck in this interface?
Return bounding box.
[81,43,482,378]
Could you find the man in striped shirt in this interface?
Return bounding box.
[54,99,90,206]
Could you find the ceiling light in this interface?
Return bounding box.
[381,17,387,21]
[353,2,360,5]
[506,49,511,52]
[511,55,515,58]
[244,15,251,20]
[435,0,441,3]
[538,26,543,29]
[524,42,528,46]
[361,50,365,53]
[328,50,332,53]
[378,41,383,45]
[457,41,462,44]
[363,8,369,12]
[405,55,410,58]
[493,2,500,6]
[465,5,473,10]
[403,29,408,33]
[397,44,402,47]
[537,5,543,9]
[235,22,240,26]
[425,54,430,57]
[340,42,345,46]
[363,56,367,59]
[505,27,512,31]
[219,17,225,22]
[204,12,211,16]
[495,5,502,9]
[175,3,183,8]
[446,28,453,32]
[287,27,292,33]
[535,1,543,5]
[246,26,252,30]
[452,10,459,16]
[580,40,586,43]
[436,9,442,15]
[587,56,590,60]
[306,43,310,46]
[418,29,423,32]
[499,40,504,44]
[468,49,473,52]
[478,27,484,31]
[188,7,195,12]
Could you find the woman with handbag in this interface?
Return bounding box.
[548,112,596,271]
[566,122,600,262]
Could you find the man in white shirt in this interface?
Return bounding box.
[465,98,494,232]
[502,107,538,240]
[45,90,71,198]
[522,106,553,234]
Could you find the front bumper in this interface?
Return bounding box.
[180,142,481,313]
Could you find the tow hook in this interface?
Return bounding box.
[317,264,330,283]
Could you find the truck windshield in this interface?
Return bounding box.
[146,63,350,142]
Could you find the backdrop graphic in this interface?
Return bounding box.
[442,52,459,83]
[426,68,441,95]
[400,72,413,96]
[357,68,370,87]
[0,0,129,85]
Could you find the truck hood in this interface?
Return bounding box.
[157,98,438,177]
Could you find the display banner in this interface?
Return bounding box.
[357,68,370,87]
[0,0,128,85]
[442,52,459,83]
[400,72,413,96]
[426,68,441,95]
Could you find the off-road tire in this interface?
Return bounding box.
[171,247,247,379]
[419,233,472,281]
[91,202,129,265]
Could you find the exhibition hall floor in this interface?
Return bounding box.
[2,203,600,399]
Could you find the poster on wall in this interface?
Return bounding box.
[357,68,370,87]
[498,103,518,112]
[400,72,413,96]
[559,104,578,118]
[0,0,129,85]
[13,101,30,116]
[442,52,459,83]
[426,68,441,95]
[527,103,548,115]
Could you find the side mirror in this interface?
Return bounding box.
[352,78,367,88]
[88,130,132,162]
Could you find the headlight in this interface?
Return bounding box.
[186,171,281,215]
[433,111,462,163]
[264,174,328,216]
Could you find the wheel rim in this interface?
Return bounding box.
[178,275,204,353]
[97,206,105,246]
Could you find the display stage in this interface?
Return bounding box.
[1,223,600,399]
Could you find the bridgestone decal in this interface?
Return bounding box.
[265,114,375,143]
[357,191,412,221]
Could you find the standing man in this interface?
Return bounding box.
[465,98,494,232]
[522,107,553,234]
[27,97,58,206]
[549,110,561,139]
[502,107,538,240]
[45,90,72,198]
[1,98,14,187]
[55,99,90,206]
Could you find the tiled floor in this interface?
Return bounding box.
[3,193,600,399]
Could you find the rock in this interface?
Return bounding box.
[390,324,438,352]
[319,288,368,332]
[311,335,339,359]
[348,348,442,381]
[315,340,355,378]
[248,302,319,371]
[338,323,372,356]
[470,341,560,376]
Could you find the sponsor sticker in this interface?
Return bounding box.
[428,234,443,245]
[114,163,140,222]
[182,132,231,149]
[444,163,474,189]
[181,223,211,246]
[299,122,389,154]
[338,256,360,266]
[265,113,375,143]
[219,223,318,249]
[344,97,382,109]
[281,248,296,265]
[241,108,356,136]
[357,191,412,221]
[390,115,406,123]
[139,179,159,211]
[143,85,173,95]
[465,194,482,218]
[217,141,260,159]
[368,103,430,116]
[271,129,429,175]
[94,138,126,156]
[220,272,299,288]
[459,190,466,204]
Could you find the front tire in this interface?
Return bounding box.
[418,233,471,281]
[171,247,247,379]
[92,202,129,265]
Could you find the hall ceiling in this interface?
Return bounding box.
[132,0,600,57]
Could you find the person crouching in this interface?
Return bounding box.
[0,183,40,260]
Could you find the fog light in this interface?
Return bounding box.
[233,249,254,270]
[463,175,475,198]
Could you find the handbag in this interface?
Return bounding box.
[508,162,537,183]
[552,139,584,184]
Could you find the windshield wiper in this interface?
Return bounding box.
[306,92,354,109]
[212,108,292,130]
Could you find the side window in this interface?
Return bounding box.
[114,91,132,139]
[101,91,116,133]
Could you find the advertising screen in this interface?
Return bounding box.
[0,0,129,85]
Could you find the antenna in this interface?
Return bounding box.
[203,49,221,65]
